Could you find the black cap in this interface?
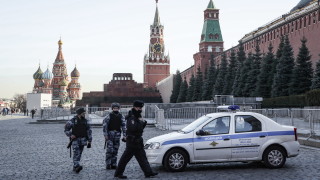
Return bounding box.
[111,102,120,109]
[76,108,86,115]
[133,100,144,108]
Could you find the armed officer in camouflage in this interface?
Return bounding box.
[103,102,126,170]
[64,108,92,173]
[114,100,158,179]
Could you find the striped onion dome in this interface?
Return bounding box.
[33,66,43,80]
[42,67,53,80]
[71,66,80,77]
[59,79,69,86]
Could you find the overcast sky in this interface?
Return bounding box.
[0,0,300,99]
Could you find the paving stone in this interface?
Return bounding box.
[0,117,320,179]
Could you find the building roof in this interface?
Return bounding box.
[207,0,215,9]
[59,79,68,86]
[55,39,65,62]
[201,20,223,42]
[33,66,43,80]
[153,4,161,26]
[42,67,53,80]
[71,66,80,77]
[291,0,313,12]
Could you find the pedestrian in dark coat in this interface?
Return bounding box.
[114,100,158,179]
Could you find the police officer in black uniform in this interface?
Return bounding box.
[114,100,158,179]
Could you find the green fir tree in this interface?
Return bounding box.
[256,43,275,98]
[202,54,217,100]
[213,53,228,96]
[192,66,203,101]
[177,76,188,103]
[186,74,195,102]
[272,35,295,97]
[290,37,313,95]
[223,49,237,95]
[248,43,262,97]
[232,43,246,96]
[241,53,254,97]
[311,56,320,89]
[170,70,182,103]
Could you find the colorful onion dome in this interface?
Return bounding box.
[42,68,53,80]
[59,79,69,86]
[33,66,43,80]
[71,66,80,77]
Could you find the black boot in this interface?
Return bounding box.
[145,172,158,178]
[114,174,127,179]
[111,165,117,169]
[74,166,83,173]
[106,165,111,170]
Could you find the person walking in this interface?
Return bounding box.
[64,108,92,173]
[30,109,36,119]
[103,102,126,170]
[114,100,158,179]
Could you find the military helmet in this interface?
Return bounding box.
[111,102,120,109]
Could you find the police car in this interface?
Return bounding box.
[145,105,299,172]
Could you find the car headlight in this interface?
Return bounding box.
[146,142,161,149]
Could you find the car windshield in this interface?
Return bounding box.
[179,115,212,133]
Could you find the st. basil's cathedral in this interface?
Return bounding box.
[32,39,81,107]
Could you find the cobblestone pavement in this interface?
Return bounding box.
[1,117,320,180]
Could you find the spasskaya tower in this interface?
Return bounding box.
[143,0,170,88]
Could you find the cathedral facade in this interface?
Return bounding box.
[32,39,81,107]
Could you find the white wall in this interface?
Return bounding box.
[156,74,174,103]
[27,93,52,110]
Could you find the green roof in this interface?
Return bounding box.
[207,0,215,9]
[201,20,223,42]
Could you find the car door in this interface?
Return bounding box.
[193,116,232,161]
[231,115,268,159]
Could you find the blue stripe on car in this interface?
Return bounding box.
[162,131,294,146]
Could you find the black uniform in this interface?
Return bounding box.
[114,109,153,177]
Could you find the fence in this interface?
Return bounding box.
[152,106,320,137]
[37,108,72,120]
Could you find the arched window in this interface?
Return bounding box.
[209,33,214,39]
[304,16,306,27]
[214,33,219,39]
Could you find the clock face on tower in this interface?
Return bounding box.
[152,43,162,53]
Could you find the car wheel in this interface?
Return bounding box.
[163,149,188,172]
[263,146,286,169]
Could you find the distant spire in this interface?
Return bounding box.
[207,0,215,9]
[55,38,65,61]
[153,1,161,26]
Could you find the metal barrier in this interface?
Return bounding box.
[151,106,320,137]
[37,108,72,120]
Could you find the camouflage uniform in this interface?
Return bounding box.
[103,112,126,167]
[64,116,92,168]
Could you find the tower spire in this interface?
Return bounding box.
[153,0,161,26]
[207,0,215,9]
[55,38,65,61]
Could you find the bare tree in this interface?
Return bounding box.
[12,94,27,110]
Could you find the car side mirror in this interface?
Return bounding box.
[196,129,205,136]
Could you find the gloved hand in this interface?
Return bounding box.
[87,142,91,148]
[122,137,126,142]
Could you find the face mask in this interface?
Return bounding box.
[113,111,119,114]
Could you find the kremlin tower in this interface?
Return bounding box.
[32,39,81,107]
[143,0,170,88]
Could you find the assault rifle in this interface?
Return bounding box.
[67,138,74,158]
